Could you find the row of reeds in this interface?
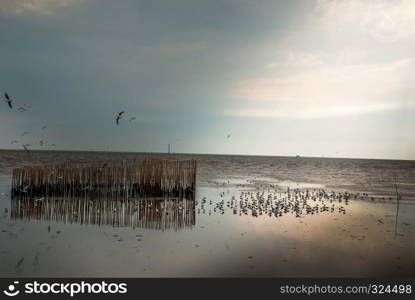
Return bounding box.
[11,159,197,199]
[11,195,196,230]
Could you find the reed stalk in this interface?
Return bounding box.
[12,159,197,199]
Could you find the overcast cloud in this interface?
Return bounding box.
[0,0,414,159]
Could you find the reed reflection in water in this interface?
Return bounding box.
[11,195,196,230]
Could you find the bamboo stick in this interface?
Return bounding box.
[12,159,197,199]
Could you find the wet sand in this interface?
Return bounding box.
[0,151,414,277]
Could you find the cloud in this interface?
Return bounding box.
[226,0,415,120]
[225,101,408,120]
[316,0,415,44]
[229,57,413,119]
[1,0,414,159]
[266,50,323,69]
[0,0,87,16]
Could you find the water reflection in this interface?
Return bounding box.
[11,195,195,230]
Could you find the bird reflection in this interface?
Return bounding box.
[11,195,195,231]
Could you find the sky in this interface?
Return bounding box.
[0,0,414,159]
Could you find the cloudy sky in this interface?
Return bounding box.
[0,0,414,159]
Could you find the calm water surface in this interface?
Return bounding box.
[0,150,414,277]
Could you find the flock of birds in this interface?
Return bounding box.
[1,178,410,274]
[198,185,350,218]
[197,180,401,219]
[3,92,57,154]
[1,92,409,275]
[3,92,141,153]
[4,92,231,155]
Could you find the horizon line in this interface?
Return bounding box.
[0,148,414,162]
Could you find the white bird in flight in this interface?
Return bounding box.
[116,111,125,125]
[17,104,31,112]
[22,144,31,154]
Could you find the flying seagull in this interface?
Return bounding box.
[16,257,24,269]
[41,126,47,130]
[22,144,31,154]
[129,117,136,122]
[227,134,231,139]
[116,111,125,125]
[17,104,31,112]
[4,93,12,109]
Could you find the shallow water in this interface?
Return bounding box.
[0,151,414,277]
